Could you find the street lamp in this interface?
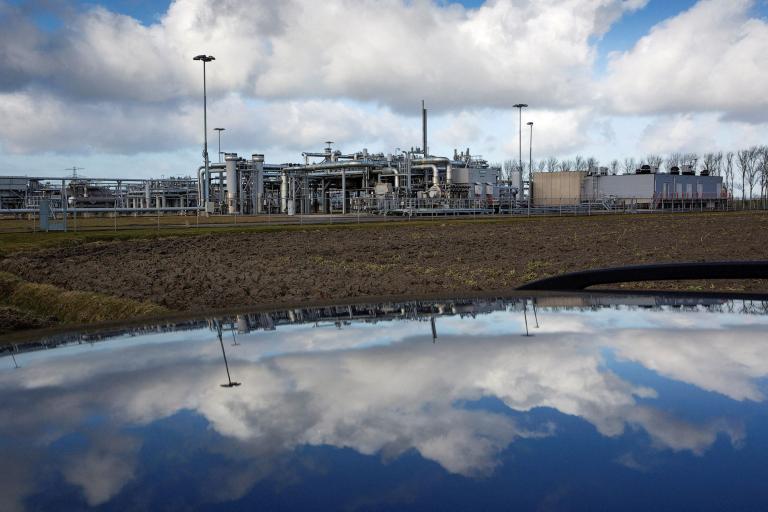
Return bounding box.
[513,103,528,174]
[527,121,534,210]
[214,127,225,163]
[193,54,215,209]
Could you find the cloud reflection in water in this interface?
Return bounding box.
[1,298,767,510]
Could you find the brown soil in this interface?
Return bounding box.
[2,213,768,316]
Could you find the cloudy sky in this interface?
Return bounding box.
[1,0,767,178]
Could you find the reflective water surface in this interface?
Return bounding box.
[3,294,768,511]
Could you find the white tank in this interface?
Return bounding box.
[511,169,523,192]
[280,171,288,213]
[225,153,238,214]
[252,154,264,213]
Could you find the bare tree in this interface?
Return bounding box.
[702,152,715,172]
[586,156,599,172]
[724,152,735,197]
[622,158,636,174]
[666,152,682,172]
[546,157,558,172]
[712,151,723,176]
[746,148,761,205]
[645,154,663,171]
[702,152,723,175]
[559,159,574,172]
[536,159,546,172]
[682,153,699,171]
[738,148,758,204]
[737,149,748,202]
[574,155,587,172]
[758,146,768,205]
[609,159,619,175]
[522,161,533,176]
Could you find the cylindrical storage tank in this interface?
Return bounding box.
[280,170,288,213]
[237,315,250,334]
[252,154,265,214]
[225,153,238,214]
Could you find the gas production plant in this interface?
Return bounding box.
[2,101,729,219]
[1,105,512,217]
[200,143,504,216]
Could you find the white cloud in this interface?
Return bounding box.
[2,0,645,110]
[501,108,600,157]
[4,0,768,174]
[637,113,719,155]
[0,92,413,156]
[602,0,768,121]
[612,326,768,402]
[0,0,648,162]
[2,303,766,508]
[0,91,198,154]
[64,433,139,506]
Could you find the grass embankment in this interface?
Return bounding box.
[0,271,168,334]
[0,213,286,232]
[0,225,270,257]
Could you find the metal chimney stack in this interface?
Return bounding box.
[422,100,428,158]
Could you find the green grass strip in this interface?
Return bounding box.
[0,271,168,326]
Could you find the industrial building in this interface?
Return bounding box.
[1,104,510,218]
[532,165,726,209]
[0,175,198,212]
[182,145,504,216]
[0,102,729,219]
[196,144,504,216]
[0,145,505,218]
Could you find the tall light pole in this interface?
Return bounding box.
[513,104,528,174]
[193,54,215,209]
[214,127,225,163]
[527,121,534,210]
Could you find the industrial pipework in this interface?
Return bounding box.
[3,103,507,218]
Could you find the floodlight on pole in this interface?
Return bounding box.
[513,104,528,174]
[214,127,225,163]
[193,54,215,208]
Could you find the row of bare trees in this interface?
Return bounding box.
[500,147,768,201]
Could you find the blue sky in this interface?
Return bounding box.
[1,0,767,178]
[595,0,699,72]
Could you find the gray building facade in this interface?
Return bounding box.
[582,173,724,206]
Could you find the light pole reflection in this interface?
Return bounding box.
[522,299,533,337]
[216,320,241,388]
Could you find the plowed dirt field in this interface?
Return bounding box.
[3,213,768,322]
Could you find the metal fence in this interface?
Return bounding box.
[1,195,767,235]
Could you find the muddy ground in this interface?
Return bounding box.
[3,213,768,318]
